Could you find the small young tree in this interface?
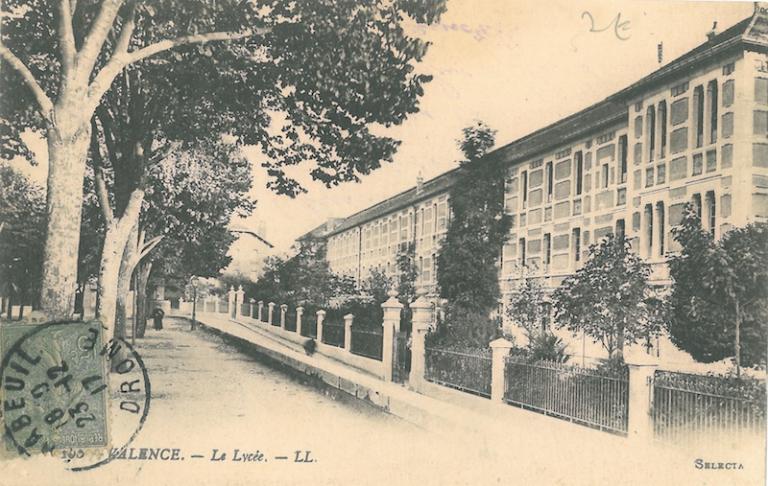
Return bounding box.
[553,233,660,361]
[362,268,392,305]
[506,277,548,340]
[395,243,418,304]
[668,208,768,372]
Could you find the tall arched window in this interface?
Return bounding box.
[707,80,719,144]
[658,101,667,158]
[646,105,656,162]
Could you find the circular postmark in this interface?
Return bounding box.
[0,320,151,471]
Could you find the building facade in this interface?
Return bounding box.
[324,10,768,318]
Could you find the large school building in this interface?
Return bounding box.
[323,9,768,323]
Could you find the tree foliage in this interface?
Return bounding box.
[506,277,548,340]
[668,208,768,368]
[553,233,662,360]
[0,164,45,309]
[434,121,510,346]
[437,121,510,313]
[250,240,355,308]
[1,0,448,195]
[142,141,255,286]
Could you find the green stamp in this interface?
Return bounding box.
[1,321,109,455]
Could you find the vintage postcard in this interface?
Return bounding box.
[0,0,766,485]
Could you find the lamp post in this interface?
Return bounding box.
[190,276,199,331]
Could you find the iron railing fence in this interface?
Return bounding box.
[300,314,317,338]
[321,322,346,348]
[350,326,383,360]
[270,308,281,326]
[218,300,229,314]
[504,358,629,435]
[425,347,492,398]
[240,303,249,316]
[284,308,297,332]
[652,370,766,442]
[204,301,216,313]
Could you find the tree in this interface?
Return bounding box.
[0,164,45,317]
[435,121,510,345]
[128,141,254,337]
[668,208,768,371]
[395,243,419,305]
[553,233,661,361]
[506,277,548,341]
[1,0,447,319]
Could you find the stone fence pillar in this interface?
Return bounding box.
[227,286,236,312]
[257,301,264,321]
[280,304,288,329]
[626,357,658,443]
[381,290,403,382]
[316,310,326,343]
[410,295,433,393]
[268,302,275,325]
[235,286,245,316]
[344,314,354,350]
[489,338,514,403]
[249,298,255,318]
[296,307,304,334]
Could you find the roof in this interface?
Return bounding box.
[326,168,462,236]
[324,12,766,239]
[296,218,345,241]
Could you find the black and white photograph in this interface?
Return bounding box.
[0,0,766,484]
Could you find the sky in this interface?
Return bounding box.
[11,0,754,267]
[236,0,753,255]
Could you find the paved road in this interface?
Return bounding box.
[2,317,496,486]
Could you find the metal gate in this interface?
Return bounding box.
[392,330,411,383]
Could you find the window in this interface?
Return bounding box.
[708,80,718,144]
[656,202,665,256]
[574,152,583,196]
[437,202,448,231]
[644,203,654,257]
[646,105,656,162]
[602,164,609,189]
[572,228,581,263]
[658,101,667,158]
[694,85,705,148]
[521,171,528,208]
[706,191,716,237]
[543,233,552,267]
[619,135,628,183]
[546,161,554,201]
[692,193,702,221]
[519,237,526,267]
[615,219,626,240]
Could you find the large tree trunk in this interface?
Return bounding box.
[615,322,626,361]
[95,222,134,332]
[40,120,91,319]
[135,262,152,338]
[115,222,139,341]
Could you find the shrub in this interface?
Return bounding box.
[526,333,570,364]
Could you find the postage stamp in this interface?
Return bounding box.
[1,320,151,471]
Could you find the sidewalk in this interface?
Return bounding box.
[181,310,765,486]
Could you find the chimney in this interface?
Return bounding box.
[416,171,424,194]
[706,21,718,41]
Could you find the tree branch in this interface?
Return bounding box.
[76,0,124,82]
[91,121,115,224]
[58,0,77,77]
[0,43,54,118]
[125,29,261,66]
[139,235,163,260]
[86,27,266,109]
[113,0,137,57]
